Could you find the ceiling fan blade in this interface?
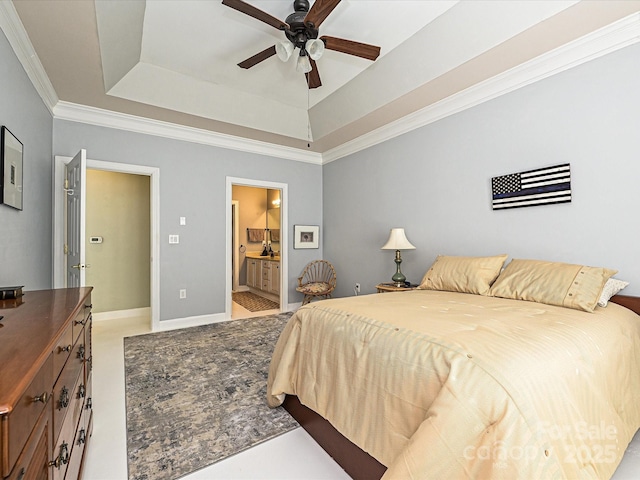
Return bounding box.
[238,45,277,69]
[304,0,341,29]
[305,59,322,89]
[321,36,381,61]
[222,0,288,30]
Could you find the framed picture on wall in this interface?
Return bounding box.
[294,225,319,249]
[1,126,23,211]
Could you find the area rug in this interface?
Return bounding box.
[124,312,297,480]
[232,291,279,312]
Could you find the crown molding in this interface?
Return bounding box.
[3,0,638,166]
[53,101,323,164]
[322,12,640,164]
[0,0,58,113]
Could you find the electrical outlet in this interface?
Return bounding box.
[355,283,361,293]
[179,289,187,299]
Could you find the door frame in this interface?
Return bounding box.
[232,200,240,291]
[53,156,160,330]
[226,177,288,318]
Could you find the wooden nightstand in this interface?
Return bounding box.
[376,283,418,293]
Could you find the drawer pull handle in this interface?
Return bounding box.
[59,344,72,353]
[33,391,49,404]
[17,468,25,480]
[49,442,69,469]
[74,318,86,326]
[58,386,69,409]
[85,303,93,309]
[79,384,86,398]
[86,397,93,410]
[78,345,86,359]
[78,428,86,445]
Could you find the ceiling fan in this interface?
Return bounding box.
[221,0,381,89]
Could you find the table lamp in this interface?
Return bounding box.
[381,228,416,287]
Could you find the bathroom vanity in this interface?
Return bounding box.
[245,253,280,302]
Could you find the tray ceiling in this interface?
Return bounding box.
[8,0,640,156]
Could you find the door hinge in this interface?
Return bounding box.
[64,244,68,254]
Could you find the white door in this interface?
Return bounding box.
[66,149,87,287]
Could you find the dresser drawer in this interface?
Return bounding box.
[64,408,88,480]
[52,337,85,441]
[1,354,52,477]
[52,323,73,384]
[51,407,76,480]
[72,298,91,345]
[7,396,52,480]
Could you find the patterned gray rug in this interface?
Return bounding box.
[124,312,298,480]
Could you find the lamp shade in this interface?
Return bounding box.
[381,228,416,250]
[296,53,312,73]
[276,41,294,62]
[305,39,325,60]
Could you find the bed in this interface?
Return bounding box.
[267,256,640,479]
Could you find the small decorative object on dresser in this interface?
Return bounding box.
[0,285,23,300]
[0,287,93,480]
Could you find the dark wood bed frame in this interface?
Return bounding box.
[282,294,640,480]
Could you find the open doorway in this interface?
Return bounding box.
[231,186,281,318]
[226,177,288,319]
[53,156,160,330]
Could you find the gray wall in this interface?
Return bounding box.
[0,29,53,291]
[53,120,322,321]
[324,43,640,298]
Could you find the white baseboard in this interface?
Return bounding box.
[154,312,228,332]
[93,307,151,322]
[155,304,300,332]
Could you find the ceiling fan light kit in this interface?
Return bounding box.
[305,39,325,60]
[221,0,381,89]
[296,53,312,74]
[276,41,294,62]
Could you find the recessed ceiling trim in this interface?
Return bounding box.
[0,0,58,113]
[52,101,323,165]
[322,11,640,164]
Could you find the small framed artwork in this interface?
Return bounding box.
[294,225,319,249]
[1,126,23,211]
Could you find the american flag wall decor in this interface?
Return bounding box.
[491,163,571,210]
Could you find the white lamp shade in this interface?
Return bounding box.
[276,41,294,62]
[296,54,312,73]
[305,39,325,60]
[381,228,416,250]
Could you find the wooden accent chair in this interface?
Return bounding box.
[296,260,337,305]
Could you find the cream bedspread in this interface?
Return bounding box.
[267,290,640,479]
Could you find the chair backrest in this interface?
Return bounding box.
[300,260,337,288]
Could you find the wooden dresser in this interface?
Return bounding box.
[0,288,93,480]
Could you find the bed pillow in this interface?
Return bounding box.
[417,254,508,295]
[598,278,629,307]
[489,258,617,312]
